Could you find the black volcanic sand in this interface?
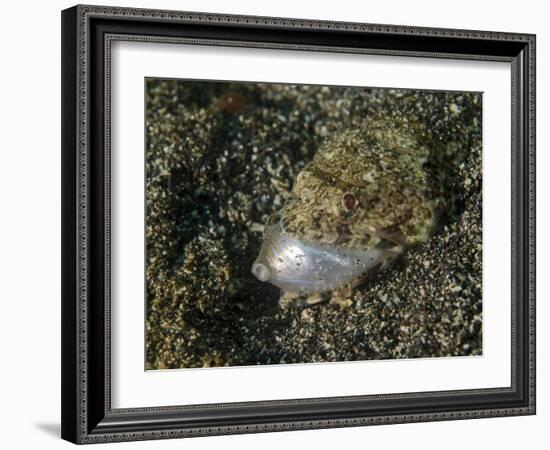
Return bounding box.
[145,79,482,369]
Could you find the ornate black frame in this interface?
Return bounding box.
[61,4,536,444]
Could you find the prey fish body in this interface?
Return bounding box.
[252,221,398,298]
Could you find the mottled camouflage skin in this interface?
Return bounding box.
[280,118,449,254]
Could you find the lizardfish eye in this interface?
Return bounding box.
[342,192,357,211]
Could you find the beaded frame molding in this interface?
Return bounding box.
[61,4,536,444]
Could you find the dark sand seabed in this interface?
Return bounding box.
[145,79,482,369]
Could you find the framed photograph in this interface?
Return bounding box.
[61,4,536,444]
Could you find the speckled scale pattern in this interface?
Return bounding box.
[280,119,440,249]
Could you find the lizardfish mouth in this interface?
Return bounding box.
[251,220,390,295]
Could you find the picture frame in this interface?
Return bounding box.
[61,4,536,444]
